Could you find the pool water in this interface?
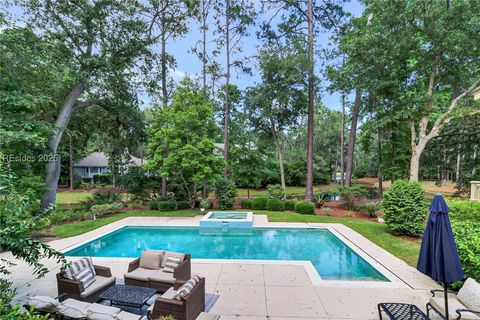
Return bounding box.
[208,212,247,219]
[65,227,388,281]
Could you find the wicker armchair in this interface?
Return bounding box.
[56,265,115,303]
[147,277,205,320]
[125,252,191,292]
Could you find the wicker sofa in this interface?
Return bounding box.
[147,277,205,320]
[56,265,115,303]
[124,250,191,292]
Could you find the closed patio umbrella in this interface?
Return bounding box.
[417,193,464,320]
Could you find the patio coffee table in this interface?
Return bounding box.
[378,303,429,320]
[99,284,157,314]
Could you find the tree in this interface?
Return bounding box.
[13,0,151,208]
[230,146,265,198]
[143,0,196,196]
[337,1,480,182]
[245,40,308,192]
[214,0,256,177]
[146,79,222,207]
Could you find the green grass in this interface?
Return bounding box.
[52,208,420,266]
[56,192,93,204]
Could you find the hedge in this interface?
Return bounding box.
[266,199,284,211]
[284,200,297,211]
[215,178,237,210]
[177,200,190,210]
[295,201,315,215]
[252,196,268,210]
[240,198,253,209]
[451,220,480,284]
[448,200,480,222]
[90,202,123,217]
[158,201,177,211]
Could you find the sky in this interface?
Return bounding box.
[168,0,364,111]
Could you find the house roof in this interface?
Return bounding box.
[74,152,144,167]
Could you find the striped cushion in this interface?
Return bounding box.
[72,266,96,289]
[62,257,96,280]
[173,275,201,300]
[163,256,181,273]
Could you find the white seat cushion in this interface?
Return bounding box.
[458,278,480,311]
[196,312,221,320]
[139,250,164,270]
[429,296,480,320]
[86,303,121,320]
[148,269,176,284]
[58,298,91,319]
[116,311,140,320]
[26,295,59,312]
[124,267,158,282]
[161,251,185,268]
[161,287,177,300]
[80,275,115,298]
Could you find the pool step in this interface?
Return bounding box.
[222,221,229,232]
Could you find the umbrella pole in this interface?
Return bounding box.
[444,282,449,320]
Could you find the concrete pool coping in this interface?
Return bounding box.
[55,214,434,290]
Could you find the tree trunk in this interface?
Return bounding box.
[202,1,207,92]
[472,144,478,177]
[111,152,116,188]
[333,140,339,182]
[271,120,286,192]
[377,130,383,199]
[340,93,346,185]
[223,0,231,178]
[161,20,168,197]
[409,142,428,182]
[41,82,85,209]
[305,0,314,201]
[345,89,361,186]
[69,136,74,191]
[456,144,462,183]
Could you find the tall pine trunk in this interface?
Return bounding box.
[41,82,86,209]
[223,0,231,178]
[377,129,383,199]
[161,21,168,197]
[340,93,346,185]
[69,136,74,191]
[345,89,361,186]
[305,0,314,200]
[271,120,286,192]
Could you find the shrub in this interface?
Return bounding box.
[177,200,190,210]
[90,202,123,218]
[451,220,480,284]
[48,209,90,225]
[321,207,334,216]
[336,185,367,210]
[200,199,211,210]
[215,178,237,210]
[313,193,329,208]
[382,180,427,236]
[267,184,285,200]
[0,304,50,320]
[295,201,315,214]
[252,196,268,210]
[93,173,112,185]
[240,198,253,209]
[266,199,285,211]
[448,200,480,222]
[284,200,297,211]
[358,201,381,217]
[158,201,177,211]
[149,200,160,210]
[83,190,123,210]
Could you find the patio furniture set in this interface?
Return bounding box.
[25,250,218,320]
[378,277,480,320]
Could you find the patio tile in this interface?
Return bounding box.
[192,263,223,287]
[315,287,377,319]
[217,264,264,285]
[263,265,313,287]
[266,286,328,318]
[210,284,267,316]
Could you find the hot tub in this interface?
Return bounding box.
[200,211,253,229]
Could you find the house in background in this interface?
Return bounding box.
[74,152,144,179]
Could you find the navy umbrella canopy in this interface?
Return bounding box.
[417,193,464,320]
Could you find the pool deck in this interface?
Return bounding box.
[5,215,442,320]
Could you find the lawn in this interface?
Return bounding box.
[236,184,335,197]
[56,191,93,204]
[52,209,420,266]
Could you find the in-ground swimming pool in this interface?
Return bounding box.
[65,226,388,281]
